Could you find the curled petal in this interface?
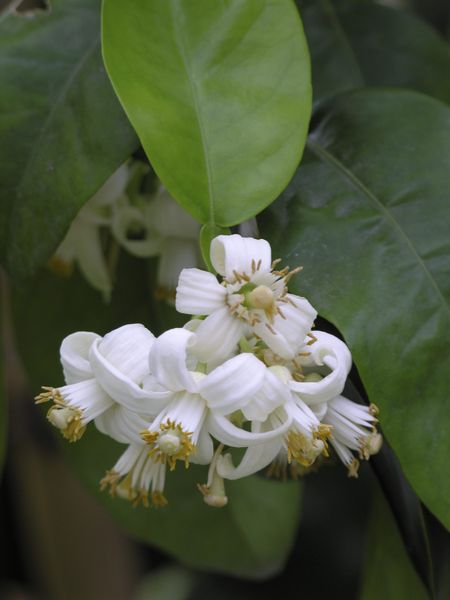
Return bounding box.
[191,307,243,363]
[199,353,266,414]
[253,294,317,359]
[241,368,291,422]
[98,324,155,383]
[207,408,292,448]
[217,438,283,480]
[290,331,352,405]
[60,331,100,384]
[90,340,170,414]
[176,268,226,316]
[111,202,162,258]
[299,331,352,370]
[210,234,271,280]
[148,328,197,393]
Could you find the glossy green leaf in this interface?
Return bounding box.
[0,0,138,279]
[298,0,450,103]
[360,489,429,600]
[260,89,450,530]
[12,257,301,576]
[102,0,311,227]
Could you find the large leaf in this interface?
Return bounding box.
[12,257,301,577]
[102,0,311,227]
[298,0,450,103]
[360,488,429,600]
[260,89,450,530]
[0,0,138,279]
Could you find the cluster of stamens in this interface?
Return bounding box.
[35,386,85,442]
[141,420,195,470]
[225,258,303,331]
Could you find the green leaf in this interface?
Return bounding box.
[360,488,429,600]
[12,257,301,576]
[102,0,311,227]
[260,89,450,531]
[298,0,450,103]
[0,0,138,279]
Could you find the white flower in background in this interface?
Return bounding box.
[111,184,202,299]
[35,324,157,443]
[176,234,317,363]
[50,164,130,300]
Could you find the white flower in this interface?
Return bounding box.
[112,185,201,299]
[50,164,130,300]
[140,328,292,468]
[322,396,382,477]
[35,324,157,442]
[176,234,317,363]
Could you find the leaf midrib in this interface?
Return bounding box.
[170,1,216,225]
[306,138,450,317]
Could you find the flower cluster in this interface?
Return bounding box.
[50,162,257,303]
[37,234,382,508]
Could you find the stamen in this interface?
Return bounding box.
[151,491,168,508]
[142,420,195,470]
[347,458,360,478]
[306,333,317,345]
[47,405,85,442]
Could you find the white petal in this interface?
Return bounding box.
[60,331,100,384]
[191,307,243,363]
[198,353,266,414]
[95,404,149,444]
[175,268,226,315]
[210,234,271,280]
[241,368,291,421]
[146,186,199,239]
[98,324,155,383]
[157,238,200,293]
[217,438,283,480]
[60,378,113,423]
[207,408,292,447]
[87,163,130,215]
[253,294,317,359]
[148,328,197,393]
[190,428,214,465]
[111,202,162,257]
[90,340,171,414]
[299,330,352,370]
[74,221,112,299]
[291,331,352,405]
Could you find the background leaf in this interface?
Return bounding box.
[12,257,301,577]
[298,0,450,103]
[260,89,450,531]
[360,487,429,600]
[102,0,312,227]
[0,0,138,279]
